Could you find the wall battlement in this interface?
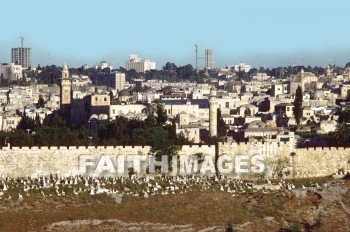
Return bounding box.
[0,143,349,179]
[1,142,348,152]
[0,145,152,151]
[302,146,350,151]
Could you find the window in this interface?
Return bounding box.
[225,102,229,108]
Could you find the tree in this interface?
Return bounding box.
[217,109,227,138]
[145,111,156,128]
[17,115,36,132]
[37,95,45,108]
[268,156,292,179]
[155,101,167,126]
[333,122,350,146]
[35,113,41,127]
[163,62,177,72]
[293,86,303,126]
[145,126,179,163]
[109,90,115,105]
[338,106,350,124]
[131,128,147,145]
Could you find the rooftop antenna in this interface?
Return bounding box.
[19,36,24,48]
[257,55,263,72]
[195,44,198,70]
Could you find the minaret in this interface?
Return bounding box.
[300,68,305,93]
[60,63,72,120]
[209,88,218,137]
[326,65,331,76]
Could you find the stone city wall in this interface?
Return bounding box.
[0,143,349,179]
[218,142,350,179]
[292,147,350,178]
[0,146,151,178]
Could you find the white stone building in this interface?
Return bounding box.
[0,113,22,131]
[94,59,113,70]
[175,111,200,143]
[0,63,23,81]
[126,54,156,73]
[319,120,337,134]
[232,62,251,72]
[109,104,147,120]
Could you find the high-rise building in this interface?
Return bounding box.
[91,72,126,92]
[205,49,214,69]
[11,47,32,69]
[126,54,156,73]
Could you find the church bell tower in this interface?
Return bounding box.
[60,63,72,120]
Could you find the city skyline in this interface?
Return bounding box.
[1,0,350,68]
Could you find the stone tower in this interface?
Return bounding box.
[209,88,218,137]
[60,63,72,120]
[326,65,331,76]
[300,68,304,93]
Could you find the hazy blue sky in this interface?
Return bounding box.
[1,0,350,68]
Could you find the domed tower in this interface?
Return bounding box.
[60,63,72,120]
[209,88,218,137]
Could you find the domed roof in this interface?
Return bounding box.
[118,89,131,96]
[136,113,147,118]
[99,114,108,120]
[89,114,98,120]
[126,111,135,117]
[320,120,337,125]
[247,120,266,128]
[313,90,324,99]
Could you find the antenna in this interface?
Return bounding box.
[256,55,263,71]
[19,36,24,47]
[195,44,198,70]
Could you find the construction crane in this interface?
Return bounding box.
[19,36,24,47]
[194,44,204,70]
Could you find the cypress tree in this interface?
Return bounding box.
[293,86,303,126]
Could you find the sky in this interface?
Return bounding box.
[1,0,350,69]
